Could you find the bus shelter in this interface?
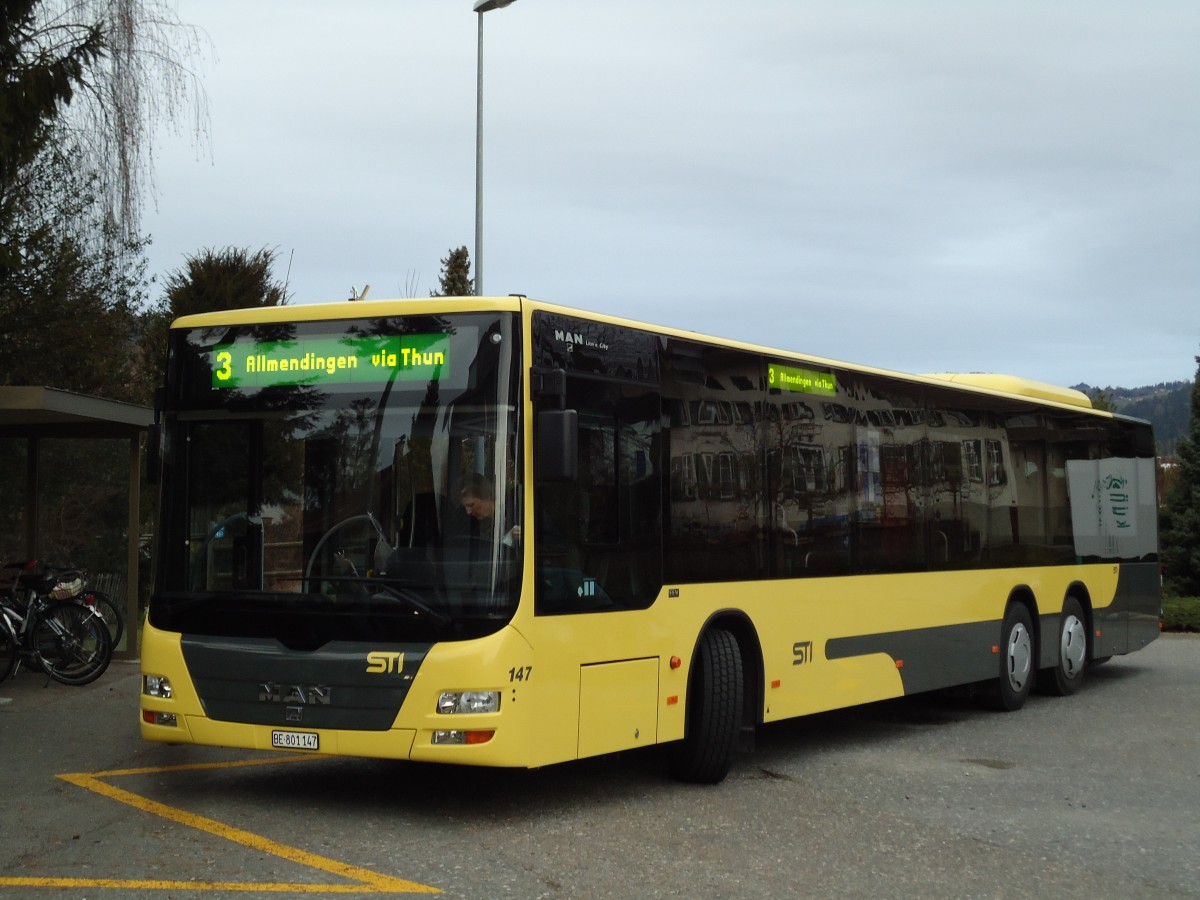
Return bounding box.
[0,386,153,661]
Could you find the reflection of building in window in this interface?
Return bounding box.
[718,453,736,499]
[986,439,1007,486]
[699,453,716,496]
[964,439,984,483]
[695,400,732,426]
[822,402,851,423]
[784,445,825,494]
[671,454,698,501]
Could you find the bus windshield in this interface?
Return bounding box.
[151,310,522,645]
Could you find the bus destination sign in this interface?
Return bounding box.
[768,363,836,396]
[212,334,450,389]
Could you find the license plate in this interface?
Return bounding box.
[271,730,319,751]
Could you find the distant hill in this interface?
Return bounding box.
[1073,381,1192,457]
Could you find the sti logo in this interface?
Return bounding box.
[365,651,405,674]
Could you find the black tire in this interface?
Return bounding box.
[32,601,112,686]
[79,589,124,649]
[982,603,1035,712]
[0,619,18,683]
[670,628,743,784]
[1039,597,1087,696]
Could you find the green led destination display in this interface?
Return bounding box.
[212,334,450,389]
[767,363,836,396]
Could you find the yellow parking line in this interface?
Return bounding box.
[0,757,439,894]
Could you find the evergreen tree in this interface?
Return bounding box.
[431,246,474,297]
[1161,351,1200,596]
[162,246,290,317]
[134,247,291,395]
[0,148,150,402]
[1088,388,1116,412]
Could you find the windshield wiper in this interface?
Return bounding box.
[370,583,453,629]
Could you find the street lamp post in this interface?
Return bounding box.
[474,0,517,298]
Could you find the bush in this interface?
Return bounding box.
[1162,596,1200,632]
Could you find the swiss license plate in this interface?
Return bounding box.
[271,730,319,751]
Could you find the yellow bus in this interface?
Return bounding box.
[141,296,1160,782]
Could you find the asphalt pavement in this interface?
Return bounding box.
[2,638,1198,899]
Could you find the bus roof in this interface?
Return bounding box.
[919,373,1094,410]
[171,295,1099,415]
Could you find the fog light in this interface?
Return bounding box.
[437,691,500,714]
[143,674,173,698]
[432,729,494,745]
[142,710,177,726]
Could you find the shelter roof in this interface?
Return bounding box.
[0,386,153,437]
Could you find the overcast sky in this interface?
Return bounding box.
[143,1,1199,389]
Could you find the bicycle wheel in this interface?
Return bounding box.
[0,617,18,683]
[78,589,124,649]
[31,601,112,685]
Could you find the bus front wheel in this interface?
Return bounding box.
[670,627,743,784]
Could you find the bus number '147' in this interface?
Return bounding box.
[509,667,532,682]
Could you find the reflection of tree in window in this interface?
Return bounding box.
[580,415,617,544]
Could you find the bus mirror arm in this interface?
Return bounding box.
[146,387,164,482]
[532,368,568,407]
[532,367,577,481]
[536,408,578,482]
[146,422,160,482]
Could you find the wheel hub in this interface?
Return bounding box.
[1060,614,1086,677]
[1006,622,1032,692]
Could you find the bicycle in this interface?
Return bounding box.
[77,587,124,648]
[0,566,113,686]
[4,561,125,649]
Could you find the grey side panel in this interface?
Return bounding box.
[1094,562,1161,658]
[826,620,1000,695]
[182,636,431,731]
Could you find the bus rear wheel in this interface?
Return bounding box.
[982,603,1034,712]
[1039,596,1087,696]
[670,627,743,784]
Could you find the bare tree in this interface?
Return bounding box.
[31,0,211,242]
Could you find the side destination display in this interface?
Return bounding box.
[768,362,836,396]
[212,335,450,388]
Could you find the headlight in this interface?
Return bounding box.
[143,674,173,698]
[437,690,500,714]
